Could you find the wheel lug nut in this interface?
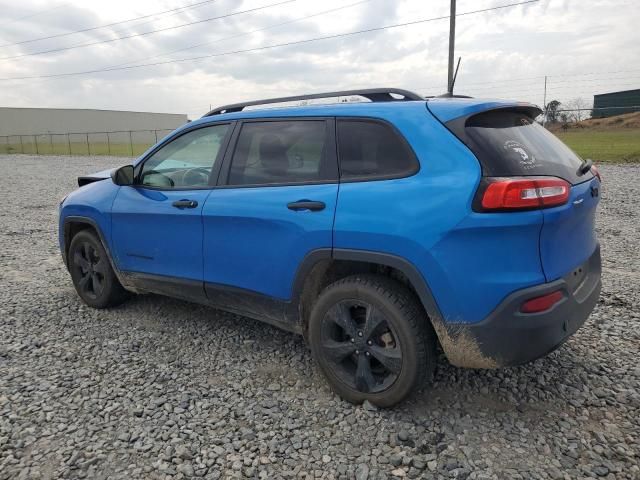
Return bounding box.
[350,338,355,343]
[367,340,372,346]
[355,350,360,355]
[357,331,363,337]
[365,352,370,357]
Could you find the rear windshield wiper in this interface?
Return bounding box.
[578,158,593,176]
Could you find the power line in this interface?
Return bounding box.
[557,106,640,112]
[456,79,640,94]
[415,74,640,103]
[0,0,541,81]
[417,76,546,91]
[102,1,224,39]
[417,68,640,92]
[0,2,71,29]
[546,68,640,79]
[0,0,221,47]
[0,0,297,60]
[109,0,373,69]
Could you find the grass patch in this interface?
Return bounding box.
[553,129,640,163]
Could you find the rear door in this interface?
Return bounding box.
[201,118,338,306]
[446,108,600,281]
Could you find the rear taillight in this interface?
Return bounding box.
[591,165,602,182]
[477,177,570,211]
[520,290,564,313]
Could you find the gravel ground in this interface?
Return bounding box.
[0,154,639,480]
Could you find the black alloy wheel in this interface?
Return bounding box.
[72,241,107,300]
[68,230,129,309]
[308,274,437,407]
[320,300,402,394]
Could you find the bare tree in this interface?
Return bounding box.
[563,97,590,123]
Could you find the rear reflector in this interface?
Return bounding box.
[520,290,564,313]
[480,177,570,211]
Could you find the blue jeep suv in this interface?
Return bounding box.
[59,88,602,407]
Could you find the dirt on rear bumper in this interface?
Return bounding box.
[434,244,601,368]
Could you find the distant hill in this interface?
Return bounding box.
[548,112,640,132]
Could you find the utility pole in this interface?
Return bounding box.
[447,0,456,94]
[542,75,548,126]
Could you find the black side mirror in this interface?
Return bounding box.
[111,165,135,186]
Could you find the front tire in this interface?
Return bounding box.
[68,230,128,309]
[308,274,437,407]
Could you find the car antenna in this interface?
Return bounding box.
[441,56,462,98]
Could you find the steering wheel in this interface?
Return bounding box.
[141,170,175,187]
[181,167,211,186]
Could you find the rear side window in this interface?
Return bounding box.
[457,109,591,184]
[337,120,418,180]
[228,120,335,186]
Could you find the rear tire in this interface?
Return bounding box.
[308,274,436,407]
[68,230,128,309]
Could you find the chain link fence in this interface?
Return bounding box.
[0,129,174,157]
[1,114,638,162]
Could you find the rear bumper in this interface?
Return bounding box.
[437,244,601,368]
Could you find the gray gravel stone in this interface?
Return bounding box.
[0,155,639,480]
[355,463,370,480]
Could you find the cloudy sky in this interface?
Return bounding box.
[0,0,638,119]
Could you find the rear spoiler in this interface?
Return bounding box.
[426,101,543,156]
[426,98,542,124]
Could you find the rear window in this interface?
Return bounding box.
[454,109,591,185]
[337,120,418,180]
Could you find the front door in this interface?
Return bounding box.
[111,123,232,299]
[201,118,338,316]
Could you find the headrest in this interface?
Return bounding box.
[259,134,289,173]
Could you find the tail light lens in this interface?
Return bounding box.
[477,177,570,211]
[520,290,564,313]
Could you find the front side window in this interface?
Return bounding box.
[337,120,418,180]
[139,124,229,188]
[228,120,333,186]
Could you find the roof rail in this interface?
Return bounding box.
[436,93,473,99]
[203,88,424,116]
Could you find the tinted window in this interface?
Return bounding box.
[461,110,591,184]
[139,124,229,188]
[228,121,333,186]
[337,120,417,180]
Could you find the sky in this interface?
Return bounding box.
[0,0,638,119]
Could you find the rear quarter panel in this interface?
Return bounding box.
[333,106,547,324]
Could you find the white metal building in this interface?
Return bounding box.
[0,107,188,136]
